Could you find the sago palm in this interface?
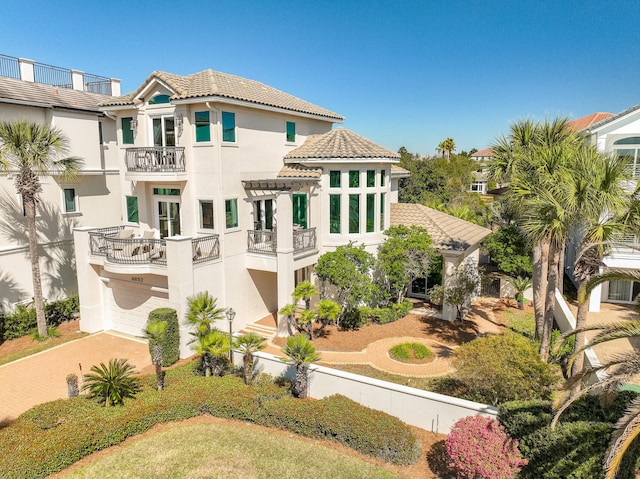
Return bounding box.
[186,291,225,340]
[281,334,320,398]
[0,120,81,337]
[233,332,265,385]
[82,358,140,407]
[144,320,167,391]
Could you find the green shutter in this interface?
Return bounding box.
[329,170,341,188]
[195,111,211,142]
[366,194,375,232]
[330,194,341,234]
[121,117,134,144]
[349,170,360,188]
[222,111,235,142]
[286,121,296,142]
[293,194,307,229]
[349,194,359,233]
[366,170,375,187]
[126,196,139,223]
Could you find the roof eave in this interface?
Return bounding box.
[286,157,399,163]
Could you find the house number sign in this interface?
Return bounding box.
[131,277,144,283]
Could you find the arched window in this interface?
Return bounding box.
[613,137,640,178]
[148,94,171,105]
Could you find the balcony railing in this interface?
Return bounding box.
[89,227,219,266]
[626,164,640,179]
[247,227,317,255]
[125,147,186,173]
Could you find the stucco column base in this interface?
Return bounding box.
[166,236,196,358]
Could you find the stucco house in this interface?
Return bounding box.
[0,55,121,309]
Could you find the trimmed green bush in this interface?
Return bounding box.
[389,342,433,361]
[147,308,179,367]
[0,362,420,478]
[2,295,80,340]
[358,300,413,325]
[498,395,640,479]
[451,332,559,405]
[341,307,365,330]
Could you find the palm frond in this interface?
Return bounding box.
[604,396,640,479]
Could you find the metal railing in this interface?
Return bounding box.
[89,226,125,255]
[82,72,112,95]
[0,54,19,79]
[248,230,277,255]
[625,164,640,179]
[105,237,167,265]
[125,147,186,173]
[293,227,316,253]
[34,62,72,88]
[611,234,640,256]
[192,235,220,263]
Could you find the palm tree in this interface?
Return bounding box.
[82,358,140,407]
[185,291,225,340]
[506,276,532,310]
[194,330,229,376]
[315,299,341,337]
[281,334,320,398]
[279,303,298,336]
[0,120,81,337]
[298,309,316,340]
[233,333,265,385]
[437,137,456,160]
[293,280,318,311]
[144,320,167,391]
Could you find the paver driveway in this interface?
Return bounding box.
[0,332,151,422]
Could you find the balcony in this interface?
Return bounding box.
[247,227,317,256]
[124,147,187,181]
[89,226,219,273]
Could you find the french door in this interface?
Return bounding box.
[157,200,181,238]
[152,116,176,147]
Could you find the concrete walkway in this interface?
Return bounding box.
[0,332,151,422]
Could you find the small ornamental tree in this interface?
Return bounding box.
[446,415,527,479]
[444,259,481,320]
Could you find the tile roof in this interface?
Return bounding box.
[390,203,491,252]
[277,163,322,178]
[566,112,614,132]
[585,104,640,132]
[284,128,400,161]
[101,70,344,121]
[0,76,109,112]
[390,165,410,176]
[471,149,493,157]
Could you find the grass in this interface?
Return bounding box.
[389,343,433,362]
[56,421,399,479]
[503,309,535,339]
[0,332,87,367]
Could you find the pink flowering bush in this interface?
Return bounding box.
[445,415,527,479]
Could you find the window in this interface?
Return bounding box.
[195,111,211,142]
[121,117,134,144]
[349,170,360,188]
[293,194,308,229]
[330,195,341,234]
[380,193,385,231]
[153,188,180,196]
[614,137,640,179]
[225,199,238,228]
[126,196,139,223]
[152,116,175,147]
[286,121,296,143]
[470,181,487,194]
[200,200,214,229]
[148,94,170,105]
[380,170,385,187]
[63,188,76,213]
[366,170,375,187]
[329,170,341,188]
[222,111,235,142]
[98,122,103,145]
[253,199,274,230]
[366,194,375,232]
[349,194,360,233]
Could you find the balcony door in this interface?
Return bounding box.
[253,199,274,231]
[153,187,181,238]
[152,116,176,147]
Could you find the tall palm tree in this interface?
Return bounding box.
[281,334,320,398]
[144,320,167,391]
[233,332,265,385]
[0,120,81,337]
[185,291,225,340]
[437,137,456,160]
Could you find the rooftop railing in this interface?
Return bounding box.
[0,54,19,80]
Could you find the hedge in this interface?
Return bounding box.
[147,308,180,366]
[498,395,640,479]
[0,362,420,478]
[358,300,413,325]
[0,295,79,340]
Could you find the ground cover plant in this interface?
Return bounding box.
[53,420,400,479]
[389,342,433,362]
[0,361,421,478]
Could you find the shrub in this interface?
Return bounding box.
[358,300,413,325]
[147,308,179,366]
[451,332,559,405]
[498,396,640,479]
[45,294,79,326]
[446,415,527,479]
[2,295,80,340]
[340,307,365,330]
[82,358,141,406]
[389,342,433,361]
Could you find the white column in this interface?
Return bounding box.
[110,78,121,96]
[276,192,295,336]
[165,236,196,358]
[73,227,104,333]
[18,58,35,82]
[71,69,84,91]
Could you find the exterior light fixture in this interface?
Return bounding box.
[226,307,236,365]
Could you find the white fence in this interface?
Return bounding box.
[251,351,498,434]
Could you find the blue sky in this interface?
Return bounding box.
[1,0,638,155]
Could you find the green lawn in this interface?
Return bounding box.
[58,421,399,479]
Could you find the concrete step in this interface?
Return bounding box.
[240,323,277,339]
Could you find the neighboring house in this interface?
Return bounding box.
[73,67,406,357]
[390,203,491,320]
[565,107,640,311]
[469,149,493,196]
[0,54,121,309]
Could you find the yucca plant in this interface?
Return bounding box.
[281,335,320,398]
[233,332,265,385]
[194,330,229,377]
[82,358,140,406]
[144,320,167,391]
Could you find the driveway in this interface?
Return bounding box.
[0,332,151,422]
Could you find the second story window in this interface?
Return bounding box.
[126,196,139,223]
[63,188,77,213]
[286,121,296,143]
[225,198,238,229]
[329,170,341,188]
[222,111,236,142]
[153,116,176,147]
[349,170,360,188]
[195,111,211,142]
[121,117,134,144]
[366,170,375,187]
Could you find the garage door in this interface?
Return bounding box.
[107,280,170,337]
